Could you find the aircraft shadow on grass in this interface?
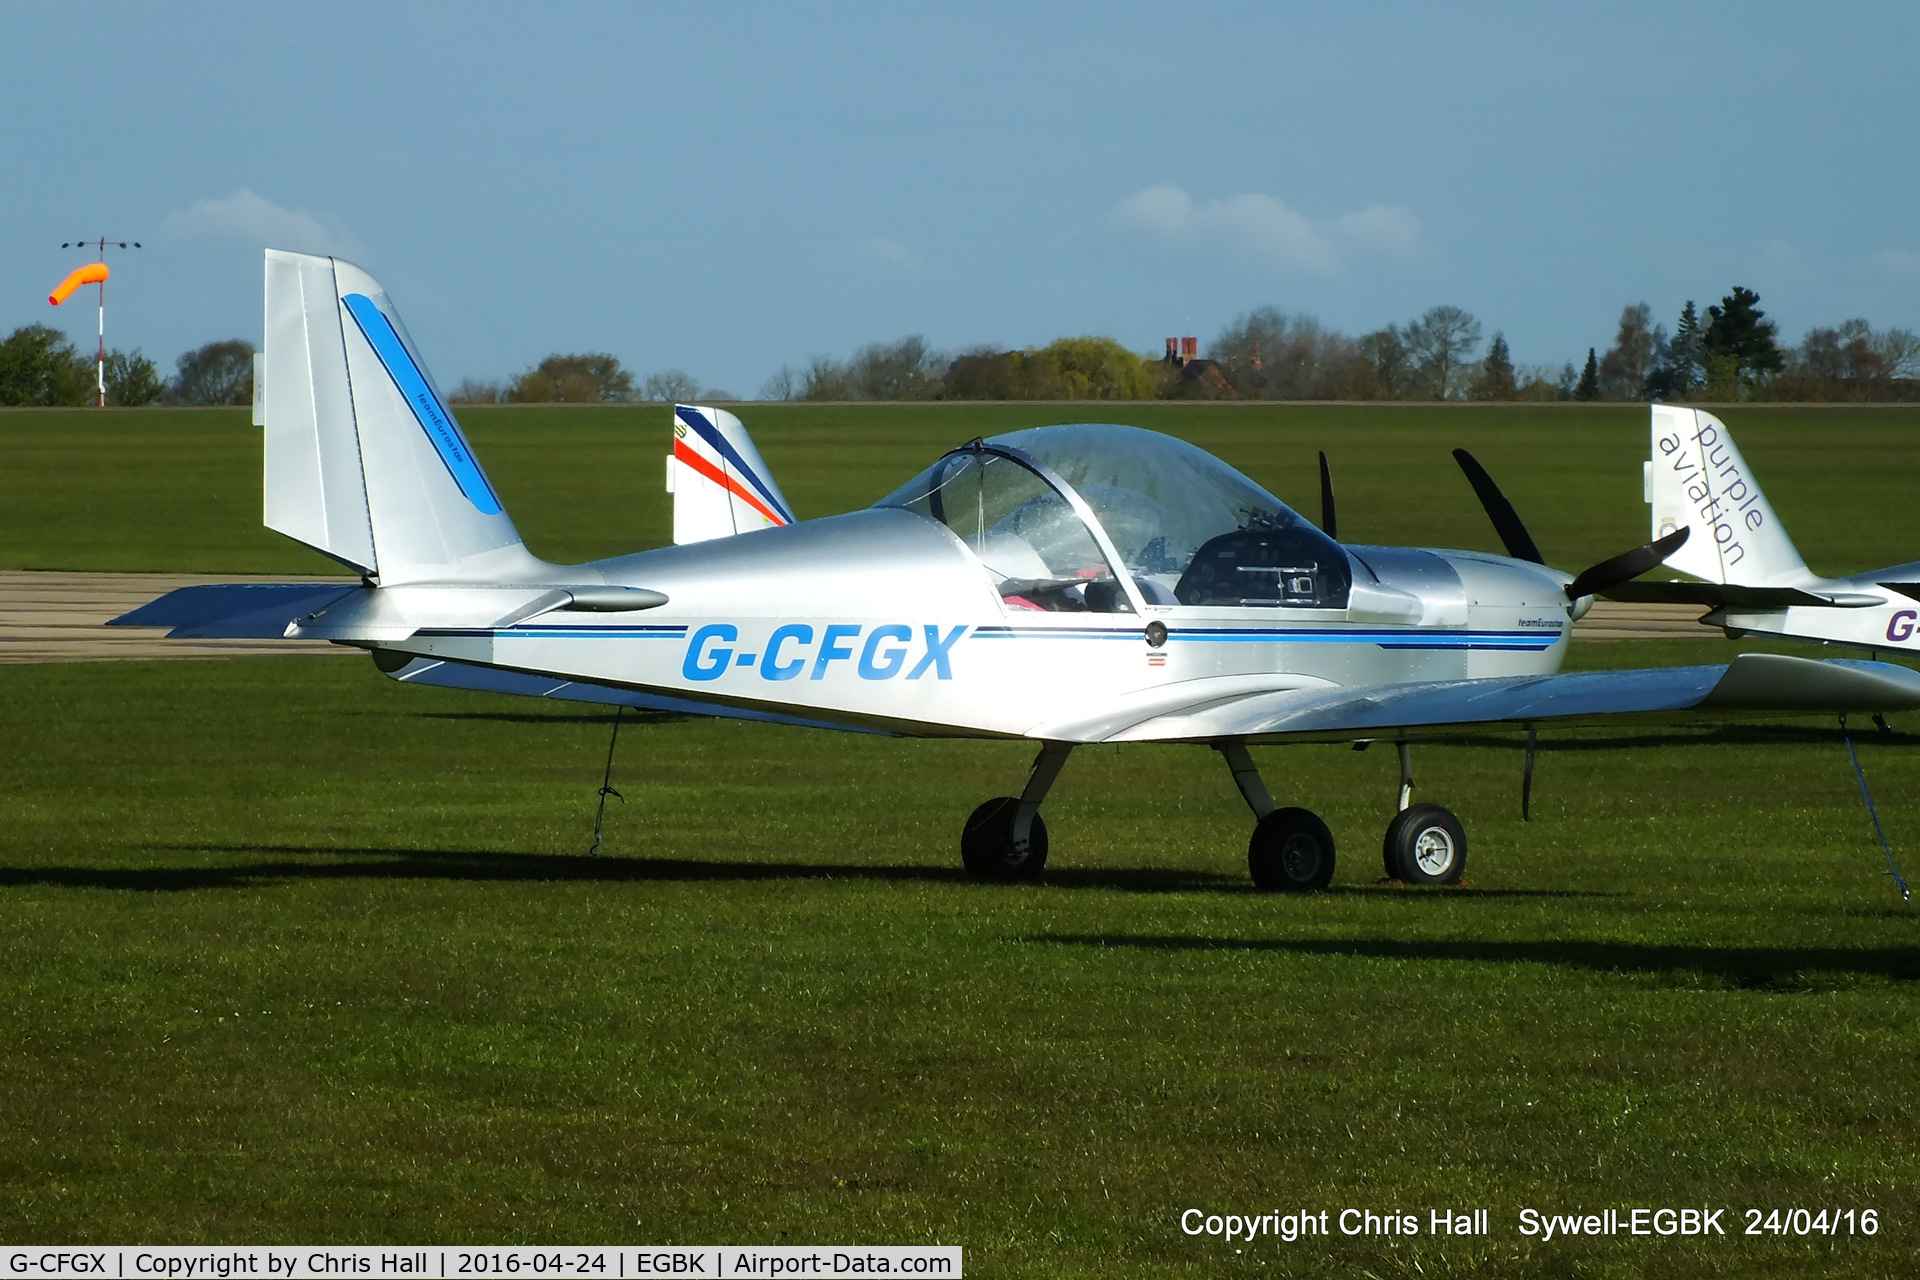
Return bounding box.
[1029,933,1920,986]
[0,846,1597,898]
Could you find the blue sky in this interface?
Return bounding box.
[3,1,1915,396]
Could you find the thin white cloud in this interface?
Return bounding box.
[1113,184,1420,271]
[1328,204,1422,256]
[1759,237,1820,285]
[162,189,361,257]
[1874,248,1920,275]
[853,235,929,274]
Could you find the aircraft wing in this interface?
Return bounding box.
[1102,653,1920,744]
[384,655,890,735]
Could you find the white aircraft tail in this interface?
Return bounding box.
[262,249,540,585]
[665,404,794,544]
[1646,405,1809,586]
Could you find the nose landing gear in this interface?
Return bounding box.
[1379,741,1466,885]
[1383,803,1467,884]
[960,741,1070,881]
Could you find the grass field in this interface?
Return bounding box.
[3,404,1919,1275]
[5,402,1920,574]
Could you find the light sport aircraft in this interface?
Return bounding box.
[116,250,1920,892]
[1604,405,1920,657]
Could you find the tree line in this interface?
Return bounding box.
[5,285,1914,408]
[766,288,1918,403]
[0,327,253,407]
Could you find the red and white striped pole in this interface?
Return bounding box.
[95,237,107,407]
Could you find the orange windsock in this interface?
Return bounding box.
[49,262,110,305]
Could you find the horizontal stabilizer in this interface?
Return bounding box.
[110,583,358,638]
[1103,653,1920,743]
[382,655,887,734]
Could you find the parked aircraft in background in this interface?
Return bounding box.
[1602,406,1920,657]
[113,252,1920,892]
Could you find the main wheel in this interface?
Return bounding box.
[960,796,1049,882]
[1248,807,1336,892]
[1382,803,1467,885]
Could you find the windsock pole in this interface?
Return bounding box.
[95,240,106,407]
[51,238,139,406]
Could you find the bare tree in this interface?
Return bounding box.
[758,364,801,401]
[1597,303,1658,399]
[1402,306,1482,399]
[640,369,702,402]
[448,378,503,404]
[169,339,256,405]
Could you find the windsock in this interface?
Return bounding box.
[50,262,109,305]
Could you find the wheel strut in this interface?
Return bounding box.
[1012,741,1073,853]
[1215,740,1276,819]
[1396,740,1414,812]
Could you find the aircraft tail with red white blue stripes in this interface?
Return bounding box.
[666,404,794,544]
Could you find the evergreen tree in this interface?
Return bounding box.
[1573,348,1599,401]
[1470,331,1517,400]
[1671,300,1703,388]
[1702,286,1783,394]
[1647,301,1703,400]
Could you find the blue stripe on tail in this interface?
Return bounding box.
[343,293,502,516]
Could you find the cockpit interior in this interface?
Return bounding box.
[878,424,1351,613]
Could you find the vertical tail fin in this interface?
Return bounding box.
[665,404,794,544]
[263,249,536,584]
[1647,405,1809,586]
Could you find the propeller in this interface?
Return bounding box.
[1563,527,1690,600]
[1451,449,1542,564]
[1450,448,1692,600]
[1318,451,1337,540]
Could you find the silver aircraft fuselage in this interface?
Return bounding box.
[365,507,1580,742]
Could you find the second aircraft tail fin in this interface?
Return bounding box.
[1647,405,1809,586]
[665,404,794,544]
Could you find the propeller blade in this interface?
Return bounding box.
[1318,451,1337,540]
[1565,527,1691,601]
[1451,449,1543,564]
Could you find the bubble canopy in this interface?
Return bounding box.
[877,424,1351,611]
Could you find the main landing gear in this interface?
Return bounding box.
[956,738,1467,890]
[961,742,1070,881]
[1220,739,1466,891]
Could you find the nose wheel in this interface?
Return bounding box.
[1383,804,1466,884]
[1378,743,1467,884]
